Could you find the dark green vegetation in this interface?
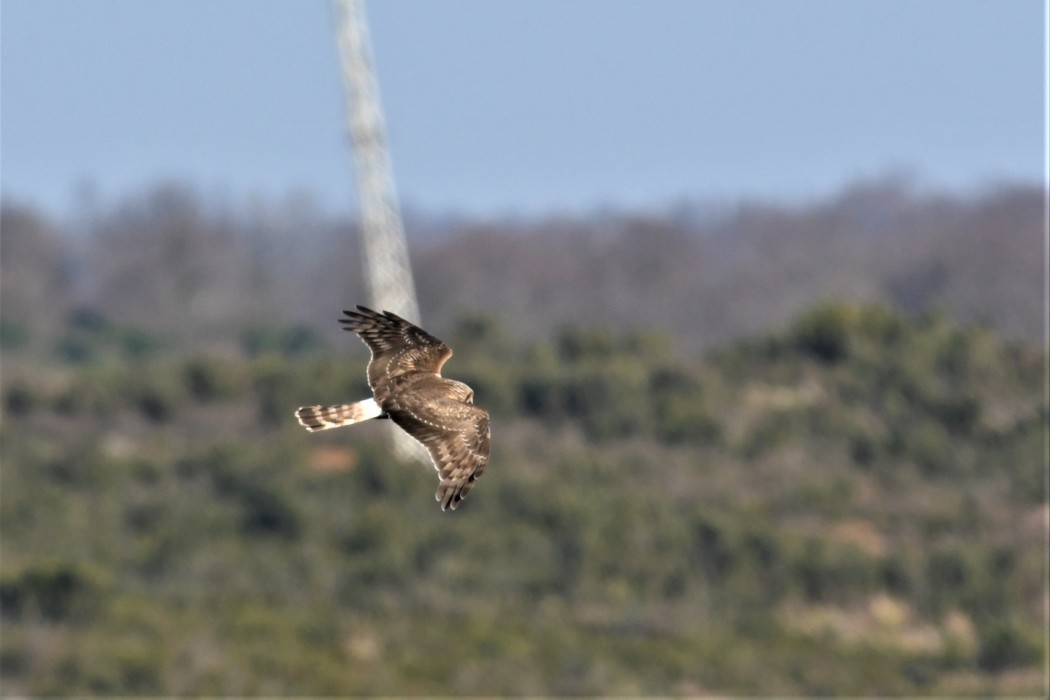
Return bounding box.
[2,299,1046,695]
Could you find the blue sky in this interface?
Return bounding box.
[1,0,1045,218]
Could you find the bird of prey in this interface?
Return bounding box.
[295,306,490,511]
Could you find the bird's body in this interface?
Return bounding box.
[296,306,490,511]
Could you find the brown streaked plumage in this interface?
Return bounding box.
[295,306,490,511]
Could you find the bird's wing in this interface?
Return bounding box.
[385,385,490,511]
[340,306,453,399]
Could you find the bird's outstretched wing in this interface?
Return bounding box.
[333,306,489,510]
[340,306,453,401]
[383,377,491,511]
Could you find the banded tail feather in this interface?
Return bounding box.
[295,398,383,432]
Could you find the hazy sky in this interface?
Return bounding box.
[1,0,1045,217]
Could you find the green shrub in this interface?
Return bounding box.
[0,561,106,622]
[4,380,39,416]
[182,356,244,402]
[977,621,1043,671]
[791,303,853,363]
[240,324,325,357]
[0,318,30,349]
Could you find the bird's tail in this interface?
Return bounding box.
[295,398,383,432]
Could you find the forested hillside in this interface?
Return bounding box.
[1,181,1046,695]
[1,299,1046,695]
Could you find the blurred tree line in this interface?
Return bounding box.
[1,178,1044,355]
[1,180,1046,694]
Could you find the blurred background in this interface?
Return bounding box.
[1,0,1046,695]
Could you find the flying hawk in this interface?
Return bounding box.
[295,306,490,511]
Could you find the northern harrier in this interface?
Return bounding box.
[295,306,490,511]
